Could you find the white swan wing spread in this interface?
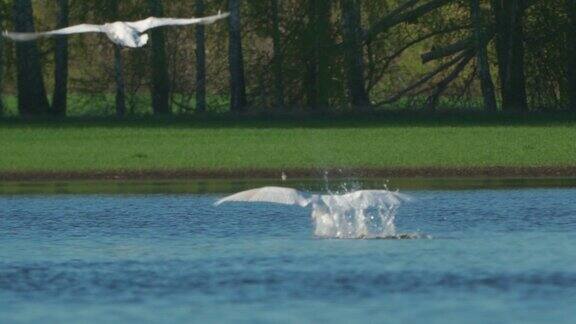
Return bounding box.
[3,24,103,41]
[215,187,312,207]
[127,12,230,33]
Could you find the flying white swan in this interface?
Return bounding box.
[2,11,229,48]
[215,186,412,238]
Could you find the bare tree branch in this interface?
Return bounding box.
[425,50,475,110]
[366,24,468,92]
[377,50,471,105]
[364,0,453,44]
[421,29,494,63]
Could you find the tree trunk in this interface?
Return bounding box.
[0,13,4,115]
[114,46,127,117]
[305,0,332,110]
[107,0,126,117]
[341,0,370,109]
[471,0,497,112]
[147,0,170,115]
[228,0,248,112]
[271,0,285,110]
[52,0,69,117]
[195,0,207,113]
[567,0,576,111]
[491,0,528,112]
[13,0,50,116]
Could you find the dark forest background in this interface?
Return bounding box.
[0,0,574,117]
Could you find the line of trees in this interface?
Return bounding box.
[0,0,574,117]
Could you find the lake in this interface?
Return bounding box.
[1,181,575,323]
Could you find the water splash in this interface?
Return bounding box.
[215,179,425,239]
[314,175,413,239]
[312,203,399,239]
[310,186,423,239]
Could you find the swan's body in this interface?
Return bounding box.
[3,12,229,48]
[215,186,411,238]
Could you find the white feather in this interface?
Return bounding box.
[127,12,230,33]
[342,190,412,206]
[214,187,314,207]
[215,187,412,210]
[2,12,229,48]
[3,24,103,41]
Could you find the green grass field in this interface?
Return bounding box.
[0,114,575,173]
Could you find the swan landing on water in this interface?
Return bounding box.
[215,186,414,239]
[2,12,229,48]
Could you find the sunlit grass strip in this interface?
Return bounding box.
[0,118,575,173]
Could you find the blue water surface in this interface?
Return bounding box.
[1,188,576,323]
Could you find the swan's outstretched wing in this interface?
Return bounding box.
[128,12,230,33]
[3,24,103,41]
[340,190,412,208]
[214,186,313,207]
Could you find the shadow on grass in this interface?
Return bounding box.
[2,110,576,129]
[2,177,576,195]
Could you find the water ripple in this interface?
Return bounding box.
[2,260,575,303]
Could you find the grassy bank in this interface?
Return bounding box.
[1,113,575,178]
